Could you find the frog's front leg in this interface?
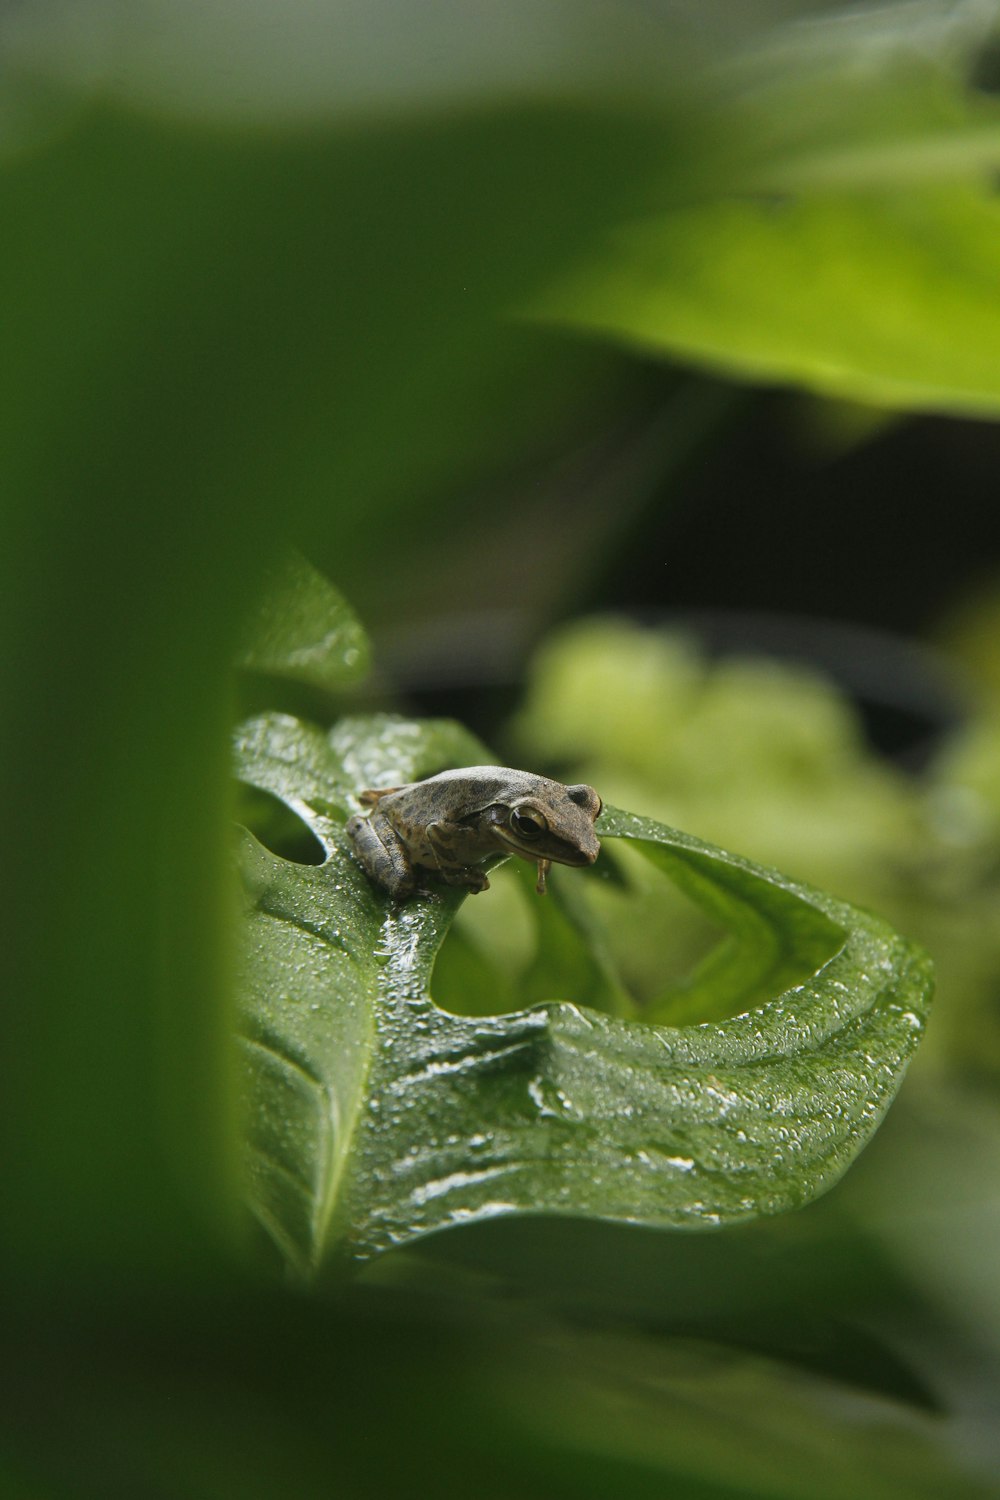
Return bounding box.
[345,810,417,900]
[425,820,491,893]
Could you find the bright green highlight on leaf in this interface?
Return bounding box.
[542,187,1000,417]
[533,6,1000,417]
[235,711,932,1276]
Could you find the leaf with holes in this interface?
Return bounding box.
[235,711,933,1275]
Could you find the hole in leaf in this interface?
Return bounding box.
[432,863,536,1018]
[585,842,730,1021]
[629,838,846,1025]
[431,832,844,1028]
[235,783,326,865]
[431,846,725,1021]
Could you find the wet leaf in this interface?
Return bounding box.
[235,711,932,1274]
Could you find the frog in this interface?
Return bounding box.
[345,765,602,901]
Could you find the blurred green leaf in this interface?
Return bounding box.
[537,4,1000,415]
[235,710,932,1273]
[504,1323,999,1500]
[0,87,694,1290]
[238,551,370,691]
[8,1275,995,1500]
[542,187,1000,416]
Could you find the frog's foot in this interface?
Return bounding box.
[358,785,407,806]
[345,813,416,901]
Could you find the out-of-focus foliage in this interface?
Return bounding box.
[5,0,1000,1495]
[0,7,692,1301]
[542,188,1000,414]
[539,4,1000,414]
[938,712,1000,825]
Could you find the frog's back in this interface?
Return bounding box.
[415,766,544,797]
[359,766,547,818]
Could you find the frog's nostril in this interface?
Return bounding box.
[567,784,602,817]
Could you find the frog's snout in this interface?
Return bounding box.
[571,835,600,866]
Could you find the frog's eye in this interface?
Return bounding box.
[510,806,547,840]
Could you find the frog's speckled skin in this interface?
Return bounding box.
[345,765,601,901]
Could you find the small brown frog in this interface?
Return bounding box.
[345,765,602,900]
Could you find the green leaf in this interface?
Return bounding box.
[535,4,1000,416]
[237,551,370,691]
[541,187,1000,417]
[10,1281,995,1500]
[235,711,932,1275]
[503,1325,999,1500]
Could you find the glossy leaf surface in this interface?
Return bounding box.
[235,711,932,1273]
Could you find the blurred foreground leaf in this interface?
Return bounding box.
[0,81,689,1288]
[235,711,932,1274]
[506,1324,997,1500]
[8,1277,997,1500]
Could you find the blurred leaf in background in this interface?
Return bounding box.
[538,1,1000,415]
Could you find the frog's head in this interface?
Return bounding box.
[497,781,602,869]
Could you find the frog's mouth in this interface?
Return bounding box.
[496,830,600,866]
[548,841,600,867]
